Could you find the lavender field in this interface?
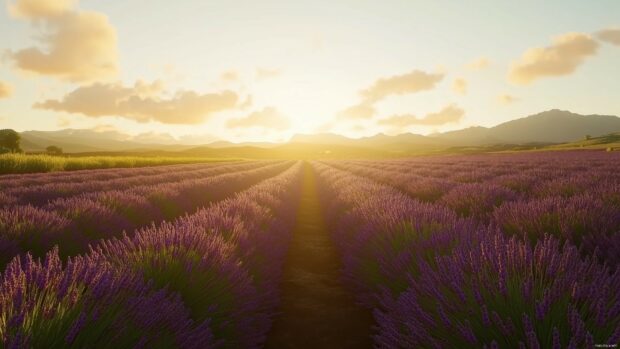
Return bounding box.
[1,151,619,348]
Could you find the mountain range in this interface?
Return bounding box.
[16,109,620,156]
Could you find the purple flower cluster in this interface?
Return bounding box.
[0,205,71,266]
[0,248,216,348]
[0,161,292,267]
[374,235,620,348]
[441,182,517,220]
[94,162,302,346]
[1,161,303,348]
[314,150,620,347]
[0,161,273,207]
[492,193,620,266]
[332,151,620,267]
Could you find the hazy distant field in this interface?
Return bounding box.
[0,153,240,174]
[1,150,618,348]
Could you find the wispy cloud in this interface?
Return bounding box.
[0,81,13,99]
[219,70,239,82]
[378,104,464,127]
[57,116,71,127]
[7,0,118,82]
[361,70,444,104]
[452,78,467,95]
[508,32,598,85]
[227,107,290,130]
[336,102,376,120]
[8,0,76,18]
[466,57,491,71]
[35,80,240,124]
[596,28,620,46]
[337,69,444,121]
[256,67,281,80]
[497,94,519,105]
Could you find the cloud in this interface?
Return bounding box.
[57,116,71,127]
[508,32,599,85]
[0,81,13,99]
[227,107,290,130]
[596,28,620,46]
[466,57,491,71]
[132,131,177,144]
[452,78,467,95]
[361,70,444,103]
[336,69,443,122]
[8,0,76,18]
[336,102,376,120]
[256,67,281,80]
[91,124,120,133]
[238,95,253,109]
[7,0,118,82]
[315,121,335,133]
[219,70,239,82]
[497,94,519,105]
[423,104,465,124]
[350,124,366,132]
[378,104,464,127]
[35,80,240,124]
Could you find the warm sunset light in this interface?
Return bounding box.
[0,0,618,143]
[0,1,619,348]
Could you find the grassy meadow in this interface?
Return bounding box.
[0,153,241,174]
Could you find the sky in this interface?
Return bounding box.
[0,0,619,143]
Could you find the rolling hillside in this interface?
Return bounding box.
[16,109,620,156]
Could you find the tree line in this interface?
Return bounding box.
[0,129,62,155]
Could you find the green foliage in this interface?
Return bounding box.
[0,129,21,153]
[0,153,238,174]
[46,145,63,155]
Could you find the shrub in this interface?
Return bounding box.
[491,194,620,266]
[0,249,215,348]
[93,223,259,347]
[374,235,620,348]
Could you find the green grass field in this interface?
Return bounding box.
[0,153,240,174]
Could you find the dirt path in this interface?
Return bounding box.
[265,163,374,349]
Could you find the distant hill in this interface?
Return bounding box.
[431,126,501,145]
[433,109,620,145]
[184,142,395,159]
[15,109,620,155]
[20,129,196,153]
[548,132,620,150]
[292,110,620,148]
[291,133,440,152]
[205,140,279,149]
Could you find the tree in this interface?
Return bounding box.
[585,135,592,140]
[46,145,63,155]
[0,129,21,153]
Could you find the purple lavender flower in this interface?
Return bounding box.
[0,248,215,348]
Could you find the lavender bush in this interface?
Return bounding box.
[0,248,216,348]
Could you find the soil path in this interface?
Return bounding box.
[265,163,374,349]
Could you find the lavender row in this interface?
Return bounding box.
[328,160,458,202]
[335,153,619,203]
[346,151,619,186]
[330,155,620,266]
[0,161,293,267]
[0,249,215,348]
[1,160,274,207]
[348,150,619,178]
[0,161,229,188]
[0,161,303,348]
[313,161,620,348]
